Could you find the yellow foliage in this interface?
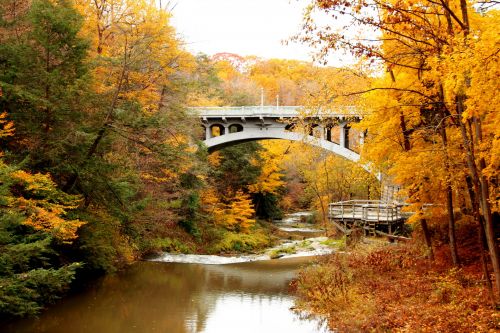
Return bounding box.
[75,0,194,114]
[201,188,256,233]
[227,190,256,232]
[207,151,222,167]
[248,141,286,195]
[0,111,14,138]
[5,169,85,242]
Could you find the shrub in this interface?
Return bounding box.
[208,230,271,253]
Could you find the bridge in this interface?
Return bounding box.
[190,105,408,237]
[190,105,364,164]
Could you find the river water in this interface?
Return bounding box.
[5,257,328,333]
[5,214,330,333]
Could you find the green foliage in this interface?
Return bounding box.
[253,193,283,220]
[74,212,134,274]
[147,238,193,254]
[0,0,90,168]
[206,142,286,222]
[269,245,297,259]
[211,142,263,192]
[178,192,201,239]
[0,160,83,319]
[320,237,346,251]
[305,211,318,224]
[208,229,271,254]
[0,263,80,318]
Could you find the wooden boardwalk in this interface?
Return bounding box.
[328,200,408,236]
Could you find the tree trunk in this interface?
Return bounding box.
[465,176,495,306]
[454,1,499,300]
[445,182,459,266]
[474,117,500,299]
[438,102,460,266]
[456,96,500,300]
[399,112,411,151]
[420,218,434,260]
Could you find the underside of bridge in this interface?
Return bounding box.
[191,105,368,171]
[203,129,361,163]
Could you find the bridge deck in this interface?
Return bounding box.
[328,200,408,236]
[189,106,358,118]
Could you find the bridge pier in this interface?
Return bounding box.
[339,123,349,149]
[204,125,210,140]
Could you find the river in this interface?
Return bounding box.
[5,213,331,333]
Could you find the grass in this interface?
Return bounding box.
[147,237,193,254]
[320,237,346,251]
[207,228,272,254]
[269,245,297,259]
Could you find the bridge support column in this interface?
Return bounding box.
[205,126,211,139]
[339,124,348,149]
[325,126,332,142]
[316,125,325,139]
[359,130,366,146]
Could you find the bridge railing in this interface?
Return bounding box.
[328,200,405,223]
[189,106,358,118]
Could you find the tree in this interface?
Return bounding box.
[0,0,90,171]
[0,111,84,318]
[296,0,500,301]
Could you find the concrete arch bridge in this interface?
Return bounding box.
[189,105,408,237]
[189,106,364,164]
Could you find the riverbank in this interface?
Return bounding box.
[143,211,326,257]
[150,211,340,264]
[151,236,339,264]
[293,240,500,332]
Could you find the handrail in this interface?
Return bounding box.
[328,199,407,223]
[189,106,359,118]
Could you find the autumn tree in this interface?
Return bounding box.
[282,142,378,226]
[1,0,210,278]
[248,141,287,219]
[0,111,85,318]
[0,0,90,171]
[297,0,500,300]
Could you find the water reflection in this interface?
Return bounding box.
[6,257,328,333]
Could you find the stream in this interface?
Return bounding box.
[5,212,331,333]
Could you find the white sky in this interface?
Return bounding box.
[170,0,351,63]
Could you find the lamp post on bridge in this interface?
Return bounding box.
[260,87,264,112]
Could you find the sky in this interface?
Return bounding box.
[169,0,333,62]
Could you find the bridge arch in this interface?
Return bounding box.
[210,124,225,137]
[228,124,244,133]
[203,129,360,164]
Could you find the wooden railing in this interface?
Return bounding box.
[328,200,406,223]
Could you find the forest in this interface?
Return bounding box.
[0,0,499,331]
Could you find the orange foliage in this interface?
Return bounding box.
[201,189,256,233]
[295,240,500,332]
[248,141,286,195]
[0,111,14,139]
[8,170,85,241]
